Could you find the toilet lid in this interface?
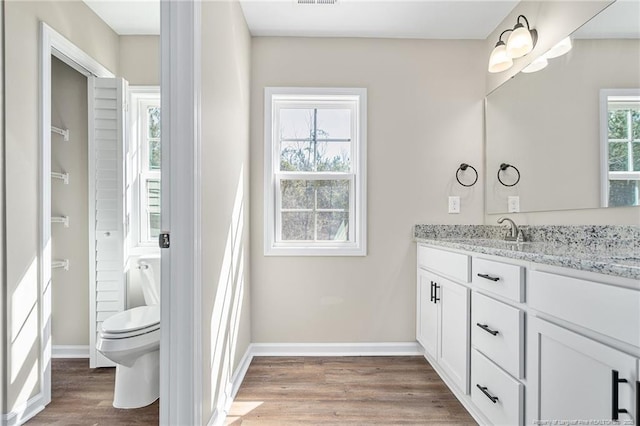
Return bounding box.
[101,305,160,334]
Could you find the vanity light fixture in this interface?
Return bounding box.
[506,15,538,58]
[488,29,514,73]
[544,36,572,59]
[521,55,548,73]
[488,15,538,73]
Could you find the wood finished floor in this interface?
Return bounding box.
[26,359,159,426]
[26,356,475,425]
[227,356,476,425]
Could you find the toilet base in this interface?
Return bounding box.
[113,349,159,409]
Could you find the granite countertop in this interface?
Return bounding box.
[414,225,640,281]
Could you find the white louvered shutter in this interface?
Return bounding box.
[88,77,128,368]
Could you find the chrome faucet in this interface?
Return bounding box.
[497,217,524,242]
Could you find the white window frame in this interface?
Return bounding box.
[264,87,367,256]
[129,86,161,252]
[599,89,640,207]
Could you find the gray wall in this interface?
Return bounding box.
[250,37,486,344]
[3,0,118,413]
[119,35,160,86]
[200,1,252,422]
[50,57,89,347]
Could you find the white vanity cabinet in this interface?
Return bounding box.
[416,246,470,394]
[470,256,526,425]
[528,317,638,425]
[527,268,640,426]
[416,242,640,426]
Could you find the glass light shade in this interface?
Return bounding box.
[521,56,548,73]
[545,37,572,59]
[506,25,534,58]
[488,43,513,73]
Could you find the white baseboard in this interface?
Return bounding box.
[0,392,45,426]
[52,345,90,359]
[250,341,422,357]
[230,345,254,399]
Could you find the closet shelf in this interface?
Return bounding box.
[51,171,69,185]
[51,126,69,142]
[52,259,69,271]
[51,216,69,228]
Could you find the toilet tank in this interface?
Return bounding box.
[134,254,161,306]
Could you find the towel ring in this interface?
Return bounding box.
[456,163,478,187]
[497,163,520,187]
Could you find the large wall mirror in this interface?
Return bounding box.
[485,0,640,214]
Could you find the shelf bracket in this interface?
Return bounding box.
[51,215,69,228]
[51,126,70,142]
[51,171,69,185]
[52,259,69,271]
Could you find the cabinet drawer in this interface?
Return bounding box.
[529,270,640,348]
[417,245,470,283]
[472,257,524,302]
[472,292,524,379]
[471,349,523,426]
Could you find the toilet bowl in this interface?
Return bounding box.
[96,255,161,409]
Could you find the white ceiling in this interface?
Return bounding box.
[81,0,640,40]
[83,0,160,35]
[239,1,518,39]
[82,0,518,39]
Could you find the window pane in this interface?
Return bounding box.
[609,110,628,140]
[279,108,352,172]
[149,214,161,239]
[609,180,638,207]
[316,140,351,172]
[316,109,351,140]
[280,109,314,140]
[148,107,161,138]
[609,142,628,171]
[149,140,161,170]
[281,212,313,241]
[634,142,640,171]
[316,180,350,210]
[317,212,348,241]
[281,180,314,209]
[280,140,314,172]
[633,109,640,140]
[147,179,161,240]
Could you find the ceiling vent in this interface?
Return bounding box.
[297,0,338,5]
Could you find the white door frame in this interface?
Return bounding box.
[39,22,114,409]
[160,0,202,424]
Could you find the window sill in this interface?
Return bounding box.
[265,244,366,257]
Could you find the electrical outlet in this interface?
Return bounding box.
[508,196,520,213]
[448,196,460,214]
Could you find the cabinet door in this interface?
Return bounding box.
[528,318,638,425]
[417,268,438,361]
[438,278,470,394]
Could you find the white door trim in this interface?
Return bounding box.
[160,0,202,424]
[39,22,114,412]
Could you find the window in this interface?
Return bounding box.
[264,87,367,256]
[129,87,161,248]
[600,90,640,207]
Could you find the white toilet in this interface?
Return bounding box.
[96,255,161,409]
